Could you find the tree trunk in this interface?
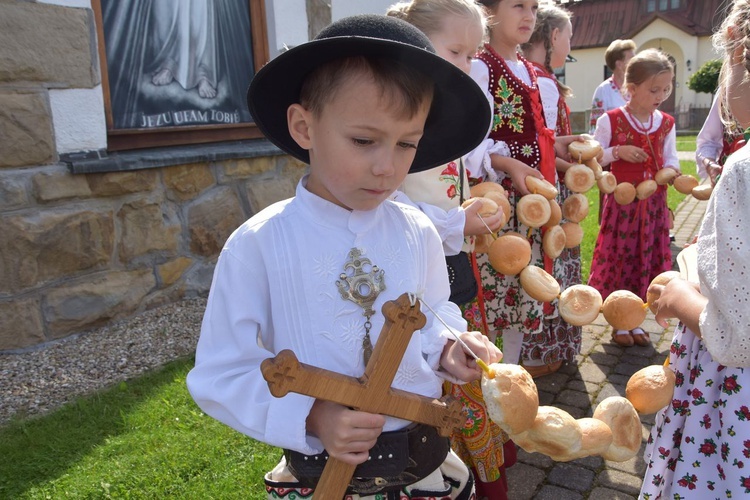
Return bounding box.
[306,0,332,40]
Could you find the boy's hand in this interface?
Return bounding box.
[306,400,385,465]
[463,199,503,236]
[440,331,502,382]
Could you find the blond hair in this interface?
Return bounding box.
[387,0,486,39]
[605,39,637,71]
[713,0,750,126]
[624,48,674,97]
[520,2,573,98]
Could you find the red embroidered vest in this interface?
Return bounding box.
[607,108,674,185]
[531,63,572,137]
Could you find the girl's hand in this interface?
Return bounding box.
[496,157,543,195]
[649,278,705,331]
[440,331,502,382]
[306,400,385,465]
[463,199,503,236]
[621,145,648,163]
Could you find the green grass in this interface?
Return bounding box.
[1,160,699,498]
[0,358,278,499]
[675,134,697,152]
[579,159,697,282]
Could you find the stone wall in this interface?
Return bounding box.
[0,1,305,350]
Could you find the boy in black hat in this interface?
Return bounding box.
[187,14,500,498]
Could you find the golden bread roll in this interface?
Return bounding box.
[568,137,602,162]
[565,164,596,193]
[673,174,699,194]
[562,193,589,223]
[646,270,680,314]
[692,184,713,200]
[520,265,561,302]
[517,194,551,228]
[542,225,567,260]
[488,232,531,276]
[602,290,647,331]
[636,179,658,200]
[474,233,493,254]
[613,182,637,205]
[561,221,583,248]
[525,176,559,200]
[592,396,642,462]
[461,197,498,216]
[655,168,679,185]
[625,365,676,415]
[512,406,583,462]
[574,418,614,459]
[543,199,563,228]
[584,157,604,179]
[470,181,506,199]
[597,171,618,194]
[481,363,539,435]
[558,284,603,326]
[483,191,512,227]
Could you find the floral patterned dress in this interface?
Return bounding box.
[588,108,673,301]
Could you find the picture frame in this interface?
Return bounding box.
[92,0,270,151]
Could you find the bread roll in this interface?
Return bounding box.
[655,168,679,185]
[584,157,604,179]
[483,191,512,227]
[565,164,596,193]
[592,396,642,462]
[513,406,583,462]
[474,233,493,254]
[561,221,583,248]
[625,365,676,415]
[481,363,539,435]
[488,232,531,276]
[543,224,567,260]
[525,176,559,200]
[543,199,562,228]
[673,174,699,194]
[692,184,713,201]
[471,181,505,199]
[646,270,680,314]
[613,182,637,205]
[462,197,498,217]
[517,194,551,228]
[602,290,646,331]
[597,171,618,194]
[568,137,602,162]
[558,284,603,326]
[574,417,614,459]
[520,265,560,302]
[636,179,658,200]
[562,194,589,223]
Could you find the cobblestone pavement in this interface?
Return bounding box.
[505,152,707,499]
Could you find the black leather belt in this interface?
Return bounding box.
[284,423,450,495]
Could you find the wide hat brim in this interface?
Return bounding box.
[247,15,490,173]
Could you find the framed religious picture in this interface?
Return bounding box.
[92,0,270,150]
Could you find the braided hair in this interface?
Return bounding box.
[520,2,573,98]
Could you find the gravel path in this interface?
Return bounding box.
[0,297,206,426]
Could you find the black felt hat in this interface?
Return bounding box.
[247,14,490,173]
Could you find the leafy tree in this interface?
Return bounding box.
[687,59,722,96]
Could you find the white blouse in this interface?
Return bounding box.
[697,143,750,367]
[186,177,467,455]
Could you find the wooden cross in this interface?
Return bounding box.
[261,293,464,499]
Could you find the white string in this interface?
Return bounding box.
[417,295,481,363]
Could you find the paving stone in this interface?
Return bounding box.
[548,462,596,492]
[588,350,619,366]
[558,389,593,409]
[595,468,644,495]
[587,486,637,499]
[535,484,585,500]
[505,462,546,499]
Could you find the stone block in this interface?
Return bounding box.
[0,298,45,350]
[0,90,55,168]
[0,208,114,294]
[246,176,297,213]
[163,163,215,201]
[118,199,180,262]
[223,156,276,178]
[0,174,29,210]
[43,270,155,336]
[87,170,158,196]
[0,2,97,87]
[188,188,245,257]
[33,168,92,202]
[157,257,193,287]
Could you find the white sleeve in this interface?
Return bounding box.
[695,97,725,179]
[391,190,466,256]
[697,150,750,367]
[593,114,614,166]
[661,118,680,171]
[538,76,559,131]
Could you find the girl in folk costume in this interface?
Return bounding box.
[589,48,680,347]
[387,2,513,498]
[467,0,570,378]
[641,1,750,496]
[519,3,582,368]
